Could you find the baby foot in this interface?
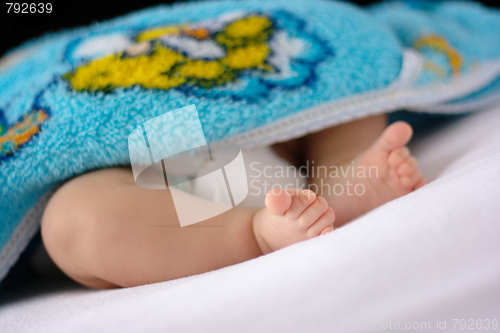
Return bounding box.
[325,121,427,226]
[359,121,426,200]
[253,189,335,255]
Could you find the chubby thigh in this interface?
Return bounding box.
[41,167,261,288]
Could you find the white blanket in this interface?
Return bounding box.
[1,105,500,333]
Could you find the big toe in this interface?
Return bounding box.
[265,189,317,218]
[378,121,413,152]
[264,189,293,216]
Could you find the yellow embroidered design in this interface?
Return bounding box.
[216,15,272,48]
[64,44,187,91]
[223,44,269,70]
[64,14,275,92]
[414,35,462,76]
[136,26,183,41]
[225,16,272,38]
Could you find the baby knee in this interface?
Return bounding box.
[41,181,103,284]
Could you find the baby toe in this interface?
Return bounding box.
[379,122,413,151]
[307,208,335,238]
[320,225,334,236]
[285,189,317,220]
[413,177,427,190]
[388,147,410,168]
[396,156,418,176]
[297,196,329,229]
[400,169,422,188]
[265,189,292,216]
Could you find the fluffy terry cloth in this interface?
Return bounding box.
[1,0,500,282]
[371,1,500,112]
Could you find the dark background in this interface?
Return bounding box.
[1,0,499,58]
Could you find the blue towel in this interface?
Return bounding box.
[371,1,500,111]
[1,0,499,282]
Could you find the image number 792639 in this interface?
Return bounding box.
[6,3,52,14]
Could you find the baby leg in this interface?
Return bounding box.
[42,168,334,287]
[41,168,262,288]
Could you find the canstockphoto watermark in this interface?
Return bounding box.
[248,160,378,197]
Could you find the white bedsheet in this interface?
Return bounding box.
[1,105,500,333]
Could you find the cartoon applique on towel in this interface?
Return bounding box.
[414,35,463,78]
[63,11,330,99]
[0,109,48,159]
